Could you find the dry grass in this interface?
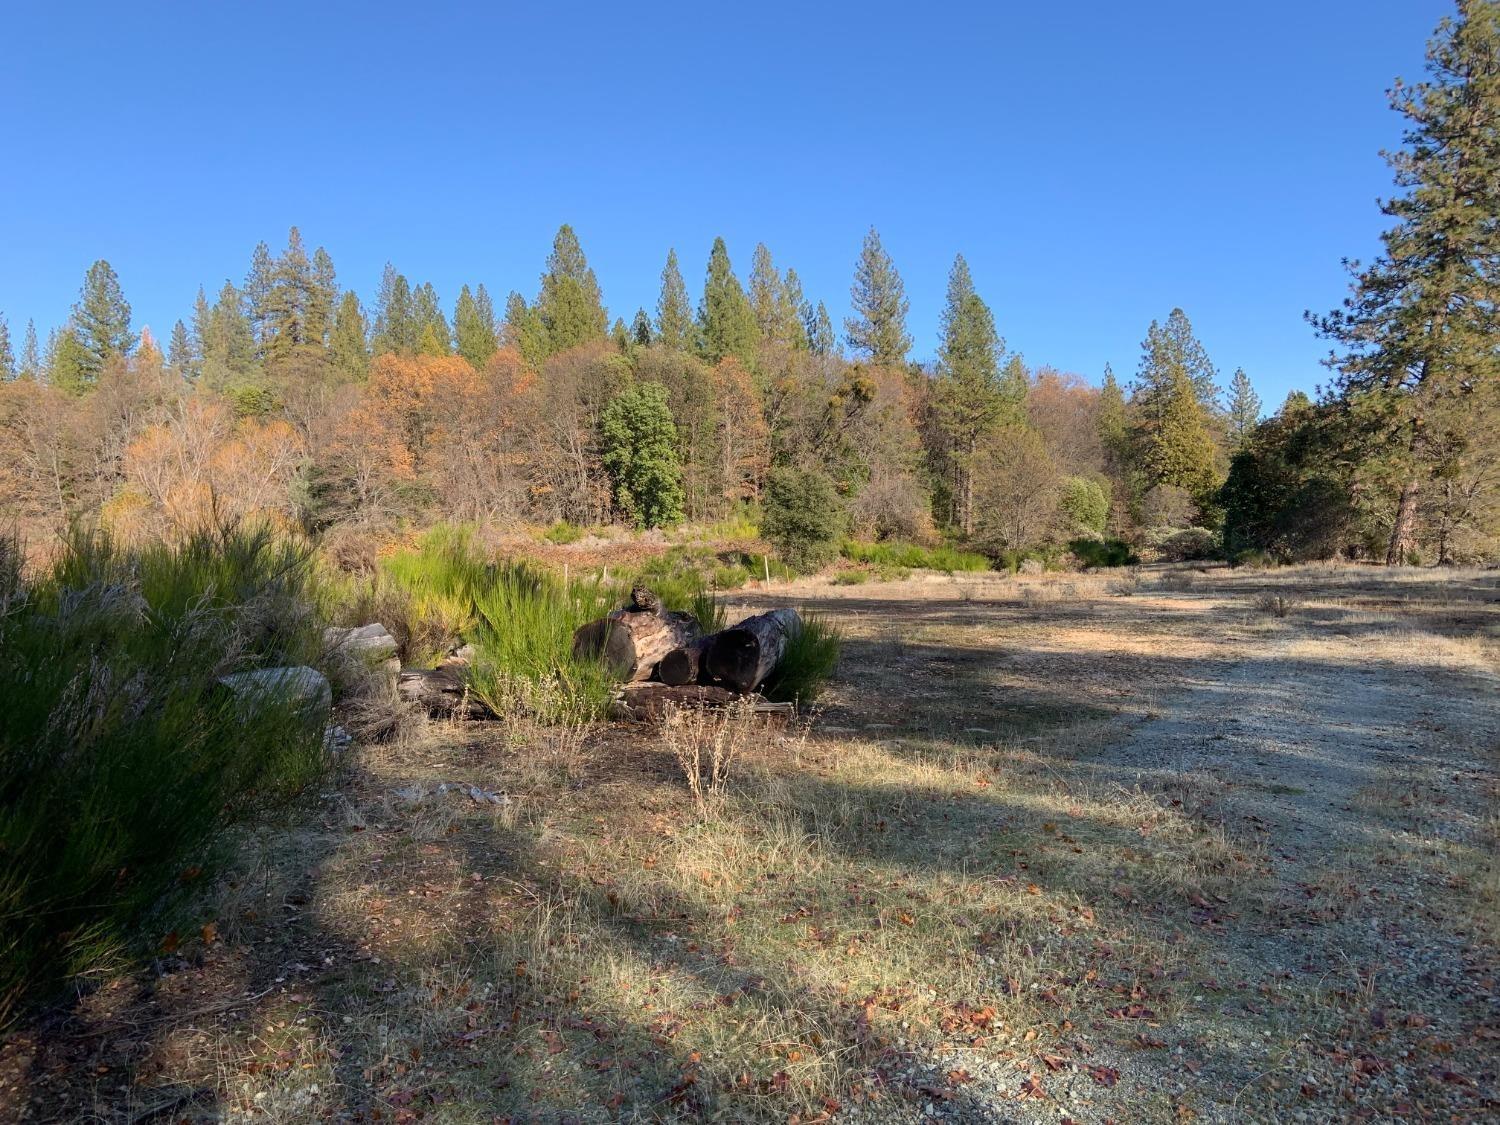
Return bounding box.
[4,562,1496,1123]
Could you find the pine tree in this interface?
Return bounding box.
[264,226,314,361]
[844,227,911,365]
[0,314,13,380]
[1226,368,1261,446]
[51,329,93,394]
[331,291,370,381]
[933,255,1019,534]
[245,241,276,346]
[781,269,810,350]
[504,292,547,368]
[1097,363,1130,468]
[697,237,758,367]
[1135,309,1220,421]
[70,260,136,380]
[1311,0,1500,564]
[167,319,195,378]
[200,280,256,385]
[655,248,694,350]
[1145,366,1219,500]
[412,282,451,355]
[536,224,607,353]
[600,381,685,528]
[805,300,837,357]
[308,245,338,347]
[372,264,416,356]
[18,319,40,380]
[631,308,653,346]
[454,284,499,368]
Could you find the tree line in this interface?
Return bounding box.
[0,2,1494,566]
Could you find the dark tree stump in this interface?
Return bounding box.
[572,596,702,682]
[658,635,711,686]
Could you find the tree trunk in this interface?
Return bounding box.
[573,607,702,682]
[659,636,711,686]
[703,608,803,693]
[1385,479,1421,565]
[397,667,493,718]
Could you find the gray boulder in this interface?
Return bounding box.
[218,665,332,726]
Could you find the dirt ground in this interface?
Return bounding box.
[3,563,1497,1123]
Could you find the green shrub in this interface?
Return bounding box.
[833,568,870,585]
[543,520,584,545]
[1146,526,1218,562]
[761,468,845,573]
[1060,477,1110,535]
[761,614,841,705]
[1230,548,1278,569]
[841,540,989,573]
[1069,538,1138,568]
[0,526,330,1025]
[711,564,751,590]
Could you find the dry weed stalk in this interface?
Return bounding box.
[662,698,758,815]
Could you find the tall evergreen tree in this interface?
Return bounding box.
[1311,0,1500,564]
[536,224,607,353]
[70,260,136,380]
[805,300,837,357]
[933,255,1017,534]
[331,291,370,381]
[245,241,276,345]
[412,282,451,355]
[600,381,685,528]
[264,226,314,360]
[781,269,810,350]
[1226,368,1262,446]
[200,280,256,385]
[844,227,911,365]
[655,249,694,350]
[50,329,93,394]
[18,319,41,380]
[1135,309,1220,420]
[0,314,13,380]
[697,237,758,367]
[308,245,338,347]
[454,284,498,368]
[167,319,195,378]
[372,264,416,356]
[1097,363,1130,468]
[631,307,653,346]
[1145,366,1220,501]
[504,291,547,368]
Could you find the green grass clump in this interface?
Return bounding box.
[543,520,585,545]
[833,568,870,585]
[842,540,990,573]
[761,614,842,705]
[0,525,330,1026]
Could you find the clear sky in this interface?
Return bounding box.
[0,0,1453,407]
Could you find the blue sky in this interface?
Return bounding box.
[0,1,1451,407]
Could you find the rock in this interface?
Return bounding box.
[325,623,400,692]
[392,781,508,807]
[218,666,332,726]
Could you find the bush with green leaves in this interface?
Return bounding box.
[600,382,685,529]
[761,468,845,573]
[1059,477,1110,535]
[1069,538,1138,568]
[0,526,330,1025]
[841,539,990,573]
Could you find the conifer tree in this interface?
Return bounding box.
[454,284,499,368]
[1226,368,1262,446]
[331,291,370,381]
[1097,363,1130,468]
[245,241,276,345]
[1145,366,1219,501]
[308,246,338,347]
[70,260,136,379]
[933,255,1019,534]
[781,269,810,350]
[167,319,195,378]
[805,300,837,357]
[844,227,911,365]
[697,237,758,367]
[264,227,314,360]
[0,314,13,379]
[504,292,547,368]
[631,308,653,346]
[51,329,92,394]
[655,249,694,350]
[1135,309,1219,420]
[412,282,450,355]
[18,319,41,380]
[536,224,607,353]
[200,281,256,385]
[372,265,416,356]
[1311,0,1499,564]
